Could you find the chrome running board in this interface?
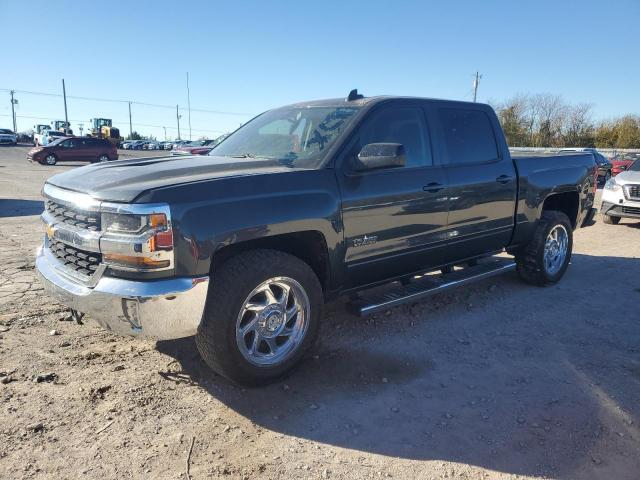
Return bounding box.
[350,257,516,316]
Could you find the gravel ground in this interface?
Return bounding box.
[1,145,639,480]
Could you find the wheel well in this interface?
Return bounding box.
[210,231,330,291]
[542,192,579,228]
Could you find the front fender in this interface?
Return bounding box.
[162,169,343,278]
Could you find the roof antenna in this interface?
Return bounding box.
[347,89,364,102]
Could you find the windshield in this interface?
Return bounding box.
[47,137,68,146]
[630,160,640,172]
[210,106,360,168]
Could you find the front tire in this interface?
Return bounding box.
[602,214,621,225]
[44,154,57,166]
[196,249,323,386]
[515,210,573,286]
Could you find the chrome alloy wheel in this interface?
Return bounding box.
[543,224,568,275]
[236,277,310,366]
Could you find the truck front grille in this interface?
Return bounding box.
[45,200,101,231]
[626,184,640,201]
[621,206,640,215]
[49,239,102,277]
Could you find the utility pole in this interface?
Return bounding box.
[79,124,84,136]
[9,90,17,132]
[163,126,167,140]
[472,71,482,102]
[62,79,69,129]
[128,102,133,139]
[176,104,181,140]
[186,72,192,140]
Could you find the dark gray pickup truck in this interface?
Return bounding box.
[36,91,597,385]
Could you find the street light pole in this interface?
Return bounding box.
[176,104,181,140]
[9,90,17,133]
[62,79,69,130]
[472,71,482,102]
[128,102,133,139]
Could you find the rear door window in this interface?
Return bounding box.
[438,108,498,164]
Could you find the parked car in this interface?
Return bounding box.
[171,140,217,156]
[601,160,640,224]
[611,153,640,176]
[35,92,596,385]
[169,139,191,150]
[28,137,118,165]
[558,148,612,182]
[0,128,18,145]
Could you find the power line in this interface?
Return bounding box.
[0,88,253,116]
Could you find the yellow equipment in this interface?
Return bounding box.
[89,118,122,146]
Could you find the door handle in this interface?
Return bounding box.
[423,182,444,193]
[496,175,513,184]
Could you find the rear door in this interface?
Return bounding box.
[337,101,449,288]
[431,104,517,259]
[78,138,101,161]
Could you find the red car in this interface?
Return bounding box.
[171,139,218,156]
[28,137,118,166]
[611,153,640,176]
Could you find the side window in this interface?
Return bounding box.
[438,108,498,164]
[354,107,431,168]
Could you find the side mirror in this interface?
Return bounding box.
[355,143,406,171]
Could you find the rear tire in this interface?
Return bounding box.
[196,249,323,386]
[602,214,620,225]
[98,154,110,163]
[515,210,573,286]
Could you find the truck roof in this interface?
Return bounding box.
[282,95,488,110]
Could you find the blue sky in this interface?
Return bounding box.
[1,0,638,139]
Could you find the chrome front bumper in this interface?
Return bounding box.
[35,246,209,339]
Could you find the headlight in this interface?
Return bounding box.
[100,207,174,271]
[604,178,621,192]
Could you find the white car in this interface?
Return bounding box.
[0,128,17,145]
[601,160,640,224]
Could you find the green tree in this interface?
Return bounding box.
[126,131,142,140]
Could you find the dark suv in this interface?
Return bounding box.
[28,137,118,165]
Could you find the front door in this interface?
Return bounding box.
[58,138,81,162]
[337,103,449,288]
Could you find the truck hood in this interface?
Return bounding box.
[613,170,640,184]
[46,155,304,203]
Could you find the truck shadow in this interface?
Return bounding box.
[157,253,640,478]
[0,199,44,217]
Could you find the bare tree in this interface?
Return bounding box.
[562,103,594,147]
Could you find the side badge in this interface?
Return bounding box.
[353,234,378,247]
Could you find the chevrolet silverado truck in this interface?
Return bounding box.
[36,91,597,385]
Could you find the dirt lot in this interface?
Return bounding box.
[1,145,639,480]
